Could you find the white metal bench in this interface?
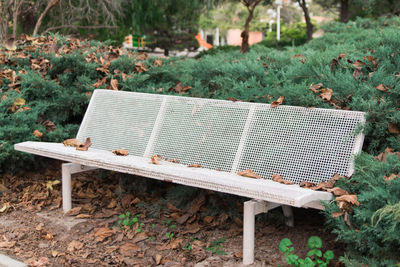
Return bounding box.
[14,89,365,265]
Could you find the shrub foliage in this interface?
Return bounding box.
[0,18,399,264]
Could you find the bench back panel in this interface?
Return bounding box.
[77,91,163,156]
[238,106,364,184]
[148,97,252,172]
[77,90,365,184]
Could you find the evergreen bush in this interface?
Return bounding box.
[324,152,400,266]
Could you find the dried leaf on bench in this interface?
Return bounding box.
[151,155,162,165]
[63,138,83,147]
[112,149,129,156]
[326,173,343,188]
[270,96,284,108]
[76,137,92,151]
[299,181,316,188]
[237,169,260,179]
[327,187,349,196]
[188,163,201,168]
[272,174,293,184]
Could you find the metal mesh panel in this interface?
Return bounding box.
[77,90,162,156]
[149,98,251,172]
[76,90,364,185]
[238,106,365,184]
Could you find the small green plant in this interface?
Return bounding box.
[205,237,227,255]
[183,236,197,251]
[148,236,153,241]
[165,232,174,239]
[279,236,334,267]
[117,211,140,230]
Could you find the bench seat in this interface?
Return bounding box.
[15,141,332,208]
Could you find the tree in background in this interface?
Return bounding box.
[240,0,263,53]
[125,0,204,56]
[314,0,400,23]
[296,0,313,41]
[0,0,124,41]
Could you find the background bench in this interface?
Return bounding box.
[15,89,365,265]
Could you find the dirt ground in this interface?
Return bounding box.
[0,160,344,267]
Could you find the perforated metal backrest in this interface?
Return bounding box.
[77,90,365,184]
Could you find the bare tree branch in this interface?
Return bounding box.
[42,24,118,34]
[33,0,60,35]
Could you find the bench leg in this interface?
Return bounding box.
[243,200,289,265]
[243,200,256,265]
[282,205,294,227]
[62,163,98,212]
[62,163,72,212]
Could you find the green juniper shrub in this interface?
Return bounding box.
[324,152,400,266]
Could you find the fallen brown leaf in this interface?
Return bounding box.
[94,227,115,242]
[299,181,316,188]
[0,241,15,248]
[154,59,162,66]
[63,138,83,147]
[237,169,260,179]
[120,242,140,257]
[134,62,147,72]
[332,211,344,218]
[64,206,82,216]
[320,88,333,101]
[67,240,84,252]
[112,149,129,156]
[170,82,192,94]
[384,173,400,181]
[376,84,388,92]
[188,163,201,168]
[388,123,399,135]
[327,187,349,196]
[155,254,162,265]
[336,194,359,207]
[309,83,323,93]
[151,154,162,165]
[33,130,43,138]
[110,79,118,90]
[272,174,294,185]
[270,96,284,108]
[42,120,56,132]
[76,137,92,151]
[93,77,107,88]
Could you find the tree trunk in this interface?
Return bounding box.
[33,0,59,35]
[240,0,262,53]
[297,0,313,42]
[340,0,350,23]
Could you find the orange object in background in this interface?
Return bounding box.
[195,33,213,49]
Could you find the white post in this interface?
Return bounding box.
[214,28,220,46]
[282,205,294,227]
[62,163,72,212]
[200,29,205,40]
[277,5,281,41]
[243,200,256,265]
[269,20,274,32]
